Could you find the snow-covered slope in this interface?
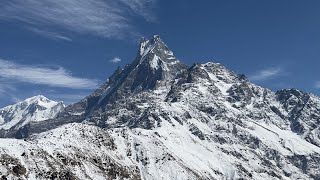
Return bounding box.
[0,36,320,179]
[0,95,64,131]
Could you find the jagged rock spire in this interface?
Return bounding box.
[100,35,187,93]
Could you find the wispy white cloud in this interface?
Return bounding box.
[27,27,72,42]
[249,67,283,81]
[119,0,158,22]
[0,59,99,89]
[109,57,122,63]
[315,81,320,89]
[0,82,21,104]
[0,83,16,95]
[0,0,158,39]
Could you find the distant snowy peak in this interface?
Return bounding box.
[0,95,64,130]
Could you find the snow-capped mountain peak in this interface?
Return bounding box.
[62,35,188,117]
[139,35,162,56]
[24,95,58,106]
[0,95,64,130]
[1,36,320,179]
[137,35,182,71]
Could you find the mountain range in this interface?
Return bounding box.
[0,36,320,179]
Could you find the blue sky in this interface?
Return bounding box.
[0,0,320,107]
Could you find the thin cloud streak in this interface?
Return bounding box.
[0,83,21,104]
[0,0,157,39]
[249,67,282,81]
[315,81,320,89]
[27,27,72,42]
[0,59,99,89]
[0,83,16,96]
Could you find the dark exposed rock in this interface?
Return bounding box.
[189,123,205,140]
[12,164,27,175]
[227,82,254,104]
[15,124,30,139]
[270,106,286,119]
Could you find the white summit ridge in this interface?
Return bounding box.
[0,95,64,130]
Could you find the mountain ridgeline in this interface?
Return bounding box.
[0,36,320,179]
[0,96,64,138]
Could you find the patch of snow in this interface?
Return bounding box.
[150,54,160,70]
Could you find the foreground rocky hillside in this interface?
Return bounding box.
[0,36,320,179]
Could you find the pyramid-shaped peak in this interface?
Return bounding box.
[139,35,161,45]
[133,35,188,74]
[138,35,171,57]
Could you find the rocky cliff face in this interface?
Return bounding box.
[0,36,320,179]
[276,89,320,147]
